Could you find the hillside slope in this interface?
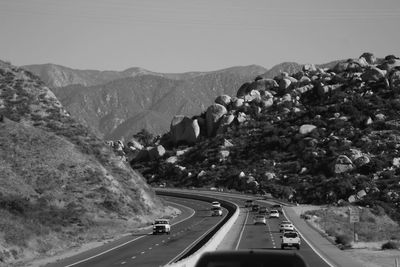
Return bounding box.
[0,61,167,265]
[130,53,400,223]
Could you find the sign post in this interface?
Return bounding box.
[349,208,360,242]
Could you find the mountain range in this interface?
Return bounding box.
[23,64,269,139]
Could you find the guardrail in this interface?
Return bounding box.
[156,190,240,267]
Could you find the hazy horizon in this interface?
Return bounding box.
[1,0,400,73]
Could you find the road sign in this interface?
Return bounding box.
[349,208,360,223]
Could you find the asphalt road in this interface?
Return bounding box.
[224,197,332,267]
[44,196,226,267]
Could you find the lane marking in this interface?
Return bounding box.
[64,199,196,267]
[131,256,136,259]
[141,251,145,254]
[121,261,126,265]
[235,210,249,250]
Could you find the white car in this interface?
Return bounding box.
[269,209,280,218]
[211,207,223,216]
[212,201,221,208]
[253,215,266,225]
[280,221,294,232]
[153,219,171,235]
[281,231,301,250]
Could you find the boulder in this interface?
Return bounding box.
[302,64,317,73]
[348,195,357,203]
[232,98,245,109]
[215,95,231,107]
[389,69,400,93]
[264,172,276,180]
[206,104,227,136]
[149,145,166,160]
[236,112,247,123]
[170,115,200,144]
[279,78,292,91]
[217,114,235,134]
[334,155,354,174]
[378,58,400,72]
[281,93,292,103]
[244,90,261,103]
[361,66,386,82]
[255,78,279,91]
[393,157,400,167]
[360,52,376,65]
[354,155,370,167]
[299,124,317,135]
[197,170,206,177]
[261,98,274,108]
[375,113,386,121]
[127,138,144,150]
[166,156,178,164]
[218,150,230,161]
[356,190,367,199]
[236,82,251,97]
[222,139,234,148]
[348,148,363,161]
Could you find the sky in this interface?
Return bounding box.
[1,0,400,73]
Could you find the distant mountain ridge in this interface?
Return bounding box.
[23,63,267,88]
[25,64,267,139]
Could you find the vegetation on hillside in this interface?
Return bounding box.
[0,61,167,265]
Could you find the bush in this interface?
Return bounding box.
[335,234,352,249]
[381,241,399,250]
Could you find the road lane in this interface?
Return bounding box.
[45,196,226,267]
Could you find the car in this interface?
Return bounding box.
[152,219,171,235]
[258,206,268,215]
[245,199,254,207]
[279,221,294,232]
[211,207,223,216]
[212,201,221,208]
[281,231,301,250]
[253,215,266,225]
[269,209,280,218]
[272,204,283,214]
[251,204,259,212]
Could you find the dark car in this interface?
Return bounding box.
[251,204,259,212]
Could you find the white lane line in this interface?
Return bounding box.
[149,247,152,250]
[141,251,145,254]
[121,261,126,265]
[131,256,136,259]
[235,210,250,250]
[64,199,196,267]
[155,243,159,246]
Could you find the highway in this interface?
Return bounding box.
[44,196,227,267]
[233,198,331,267]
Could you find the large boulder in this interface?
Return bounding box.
[299,124,317,135]
[206,104,227,136]
[217,114,235,134]
[389,69,400,93]
[334,155,354,174]
[215,95,231,107]
[244,89,261,103]
[360,52,376,65]
[361,66,386,82]
[236,82,252,97]
[231,98,245,109]
[256,78,279,91]
[149,145,166,160]
[170,115,200,144]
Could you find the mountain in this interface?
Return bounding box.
[40,65,267,140]
[0,60,169,265]
[130,53,400,224]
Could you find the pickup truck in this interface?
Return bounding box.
[153,219,171,235]
[281,231,300,250]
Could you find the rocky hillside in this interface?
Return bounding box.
[0,61,168,265]
[125,53,400,222]
[43,65,267,139]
